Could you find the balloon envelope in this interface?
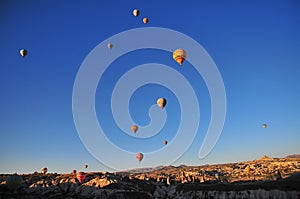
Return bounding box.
[76,172,86,183]
[20,49,28,57]
[173,49,187,66]
[157,98,167,109]
[41,167,48,174]
[143,18,149,24]
[262,124,267,128]
[136,153,144,163]
[164,140,168,145]
[132,9,139,17]
[107,43,113,49]
[131,125,139,133]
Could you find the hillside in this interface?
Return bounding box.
[285,154,300,159]
[1,155,300,198]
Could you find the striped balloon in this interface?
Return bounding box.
[173,49,187,66]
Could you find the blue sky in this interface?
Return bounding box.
[0,0,300,173]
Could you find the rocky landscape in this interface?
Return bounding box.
[1,155,300,198]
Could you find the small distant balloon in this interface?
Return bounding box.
[173,49,187,66]
[84,164,88,169]
[157,98,167,109]
[143,17,149,24]
[20,49,28,57]
[136,153,144,163]
[132,9,139,17]
[72,170,77,175]
[131,125,139,133]
[263,124,267,128]
[41,167,48,174]
[76,172,86,183]
[164,140,168,145]
[107,43,113,49]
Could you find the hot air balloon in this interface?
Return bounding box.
[20,49,28,57]
[143,17,149,24]
[76,172,86,183]
[262,124,267,128]
[157,98,167,109]
[164,140,168,145]
[131,125,139,133]
[107,43,113,49]
[41,167,48,174]
[84,164,88,169]
[132,9,139,17]
[6,173,23,190]
[173,49,187,66]
[136,153,144,163]
[72,169,77,175]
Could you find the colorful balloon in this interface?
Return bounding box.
[76,172,86,183]
[262,123,267,128]
[173,49,187,66]
[164,140,168,145]
[131,125,139,133]
[143,17,149,24]
[20,49,28,57]
[136,153,144,163]
[41,167,48,174]
[132,9,139,17]
[157,98,167,109]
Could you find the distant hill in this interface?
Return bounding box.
[260,155,271,160]
[285,154,300,159]
[120,165,193,174]
[121,154,300,174]
[120,165,165,174]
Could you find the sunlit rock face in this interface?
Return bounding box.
[0,176,300,199]
[176,189,299,199]
[0,156,300,198]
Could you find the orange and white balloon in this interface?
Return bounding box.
[143,17,149,24]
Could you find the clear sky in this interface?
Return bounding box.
[0,0,300,174]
